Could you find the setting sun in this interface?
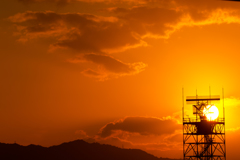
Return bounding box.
[203,105,219,121]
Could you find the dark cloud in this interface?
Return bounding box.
[8,7,185,52]
[17,0,159,5]
[174,0,240,22]
[11,7,239,53]
[82,69,102,77]
[9,11,150,80]
[72,116,183,158]
[9,11,144,53]
[99,117,181,138]
[83,54,145,73]
[112,7,182,37]
[9,3,240,80]
[18,0,77,5]
[51,23,143,53]
[93,116,182,158]
[81,54,146,80]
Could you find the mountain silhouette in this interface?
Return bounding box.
[0,140,182,160]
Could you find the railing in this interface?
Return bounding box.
[183,117,225,123]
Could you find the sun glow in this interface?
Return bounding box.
[203,105,219,121]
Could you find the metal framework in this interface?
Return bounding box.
[183,95,226,160]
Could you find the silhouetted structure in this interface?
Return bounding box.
[183,94,226,160]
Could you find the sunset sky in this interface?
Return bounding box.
[1,0,240,159]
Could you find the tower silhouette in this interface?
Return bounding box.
[183,93,226,160]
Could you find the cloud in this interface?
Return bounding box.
[16,0,240,7]
[224,97,240,108]
[17,0,157,5]
[10,7,240,47]
[81,69,103,77]
[82,116,183,158]
[110,6,183,39]
[83,54,143,73]
[9,11,145,53]
[12,1,240,40]
[18,0,78,5]
[9,11,148,80]
[99,116,181,138]
[71,54,146,80]
[9,4,240,80]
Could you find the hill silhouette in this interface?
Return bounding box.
[0,140,182,160]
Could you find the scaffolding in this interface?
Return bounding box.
[183,95,226,160]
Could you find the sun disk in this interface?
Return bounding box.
[203,105,219,121]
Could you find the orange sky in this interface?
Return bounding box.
[1,0,240,159]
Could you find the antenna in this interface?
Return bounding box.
[223,88,225,119]
[209,86,211,104]
[222,87,226,159]
[182,87,184,121]
[196,89,198,98]
[182,87,184,160]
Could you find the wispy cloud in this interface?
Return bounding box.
[224,97,240,108]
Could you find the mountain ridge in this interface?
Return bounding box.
[0,139,182,160]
